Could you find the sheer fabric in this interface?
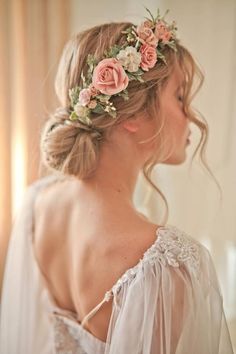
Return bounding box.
[0,174,234,354]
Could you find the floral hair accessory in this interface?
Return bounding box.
[68,8,178,127]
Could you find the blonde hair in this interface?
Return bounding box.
[40,22,222,223]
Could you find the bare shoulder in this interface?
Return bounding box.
[33,175,161,269]
[34,177,78,227]
[33,177,77,254]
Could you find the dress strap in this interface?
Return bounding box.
[81,290,113,327]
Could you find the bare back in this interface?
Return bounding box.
[33,177,160,342]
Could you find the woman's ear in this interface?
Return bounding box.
[121,119,140,133]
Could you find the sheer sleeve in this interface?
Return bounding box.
[105,226,234,354]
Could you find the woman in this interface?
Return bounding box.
[0,9,234,354]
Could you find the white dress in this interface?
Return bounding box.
[0,174,234,354]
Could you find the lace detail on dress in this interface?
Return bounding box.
[52,315,87,354]
[111,225,201,294]
[148,226,201,272]
[51,312,106,354]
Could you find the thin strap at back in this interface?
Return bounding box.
[81,290,113,327]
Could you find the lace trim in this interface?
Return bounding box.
[52,315,88,353]
[111,225,201,294]
[52,314,106,354]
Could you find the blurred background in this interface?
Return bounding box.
[0,0,235,348]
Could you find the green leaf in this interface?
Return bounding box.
[92,104,105,114]
[87,54,97,67]
[85,116,92,125]
[126,72,137,81]
[165,41,177,51]
[117,90,129,101]
[143,17,155,27]
[144,6,155,23]
[157,49,165,58]
[126,32,137,44]
[135,39,141,50]
[158,41,165,50]
[157,54,167,65]
[81,71,86,86]
[127,71,145,82]
[105,44,121,58]
[162,9,170,21]
[96,94,111,103]
[86,71,93,82]
[121,27,133,35]
[134,68,144,76]
[78,116,92,125]
[156,8,161,19]
[135,76,145,83]
[69,111,78,121]
[69,87,81,106]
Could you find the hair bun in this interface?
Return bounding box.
[40,107,102,179]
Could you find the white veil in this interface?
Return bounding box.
[0,174,62,354]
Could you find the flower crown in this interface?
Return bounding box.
[68,8,178,127]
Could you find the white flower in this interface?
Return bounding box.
[117,46,141,72]
[74,103,89,117]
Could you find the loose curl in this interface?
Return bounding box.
[40,22,222,224]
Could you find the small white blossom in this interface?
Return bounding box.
[74,103,89,117]
[117,46,141,72]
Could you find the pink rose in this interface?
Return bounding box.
[155,21,172,43]
[140,44,157,71]
[79,88,91,106]
[136,21,158,47]
[92,58,129,95]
